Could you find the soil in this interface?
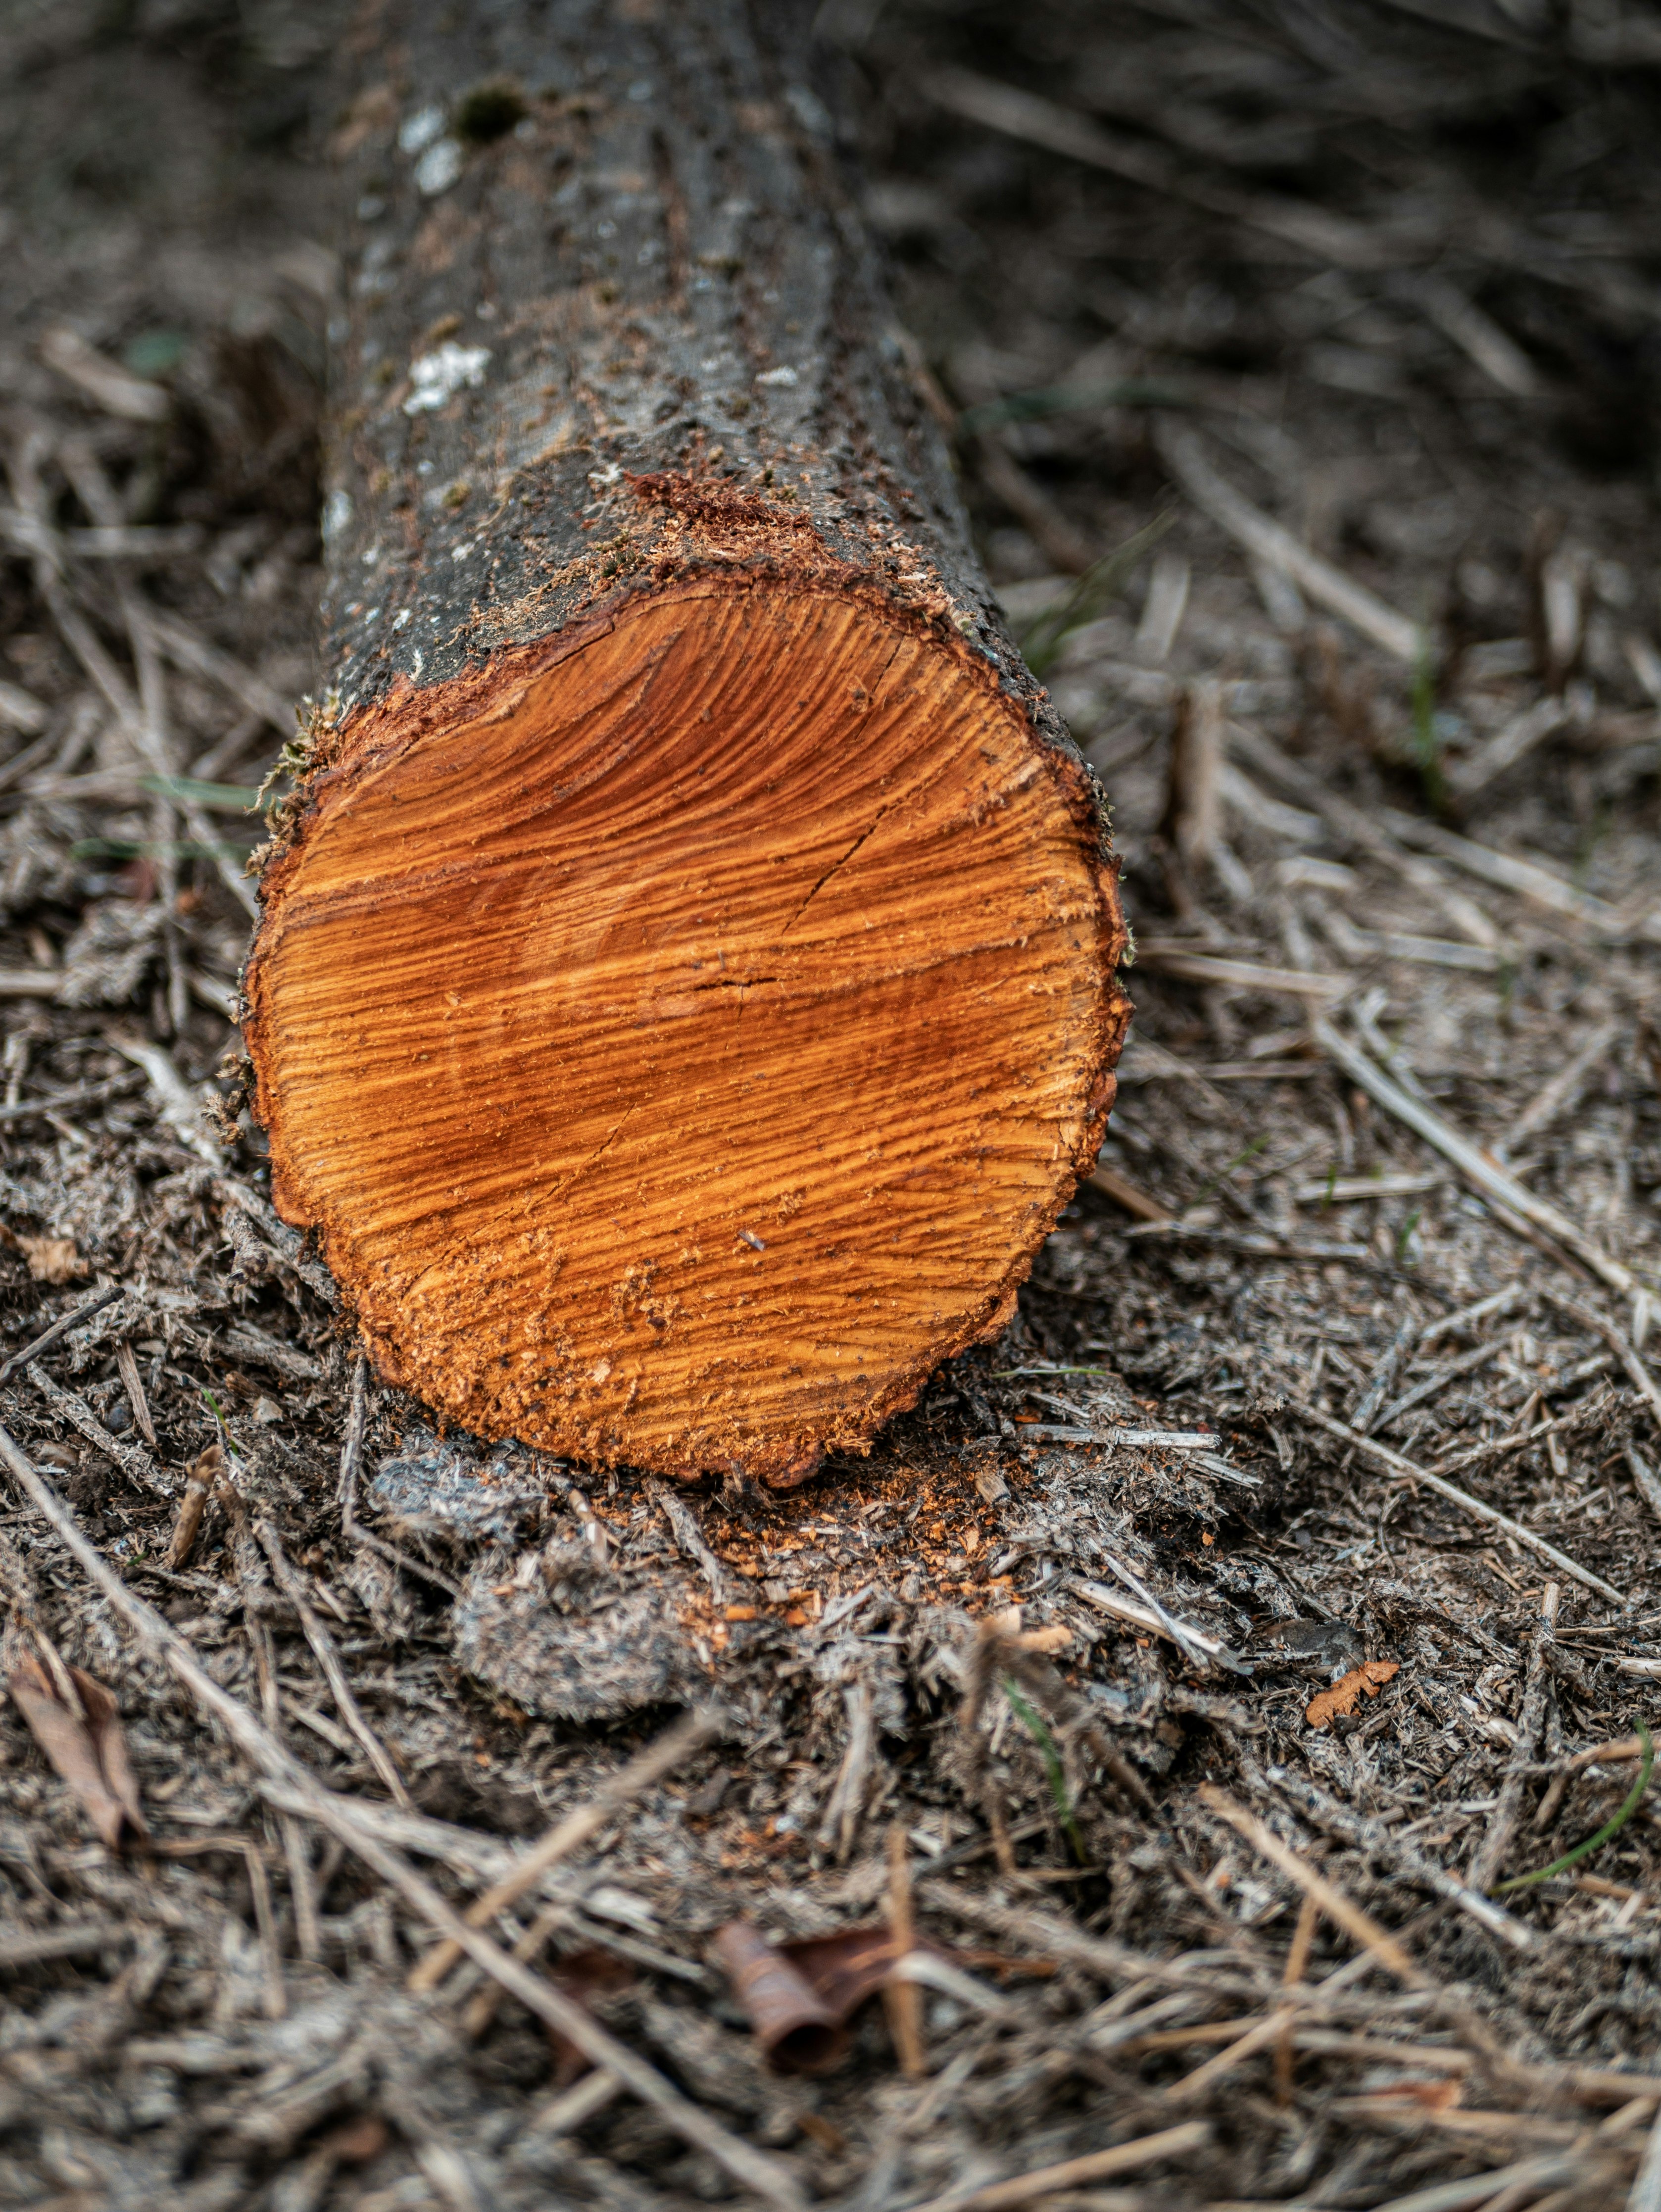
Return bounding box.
[3,3,1661,2208]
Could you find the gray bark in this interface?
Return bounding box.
[317,0,1083,782]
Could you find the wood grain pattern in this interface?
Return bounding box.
[248,580,1125,1481]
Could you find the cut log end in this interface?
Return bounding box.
[246,578,1126,1485]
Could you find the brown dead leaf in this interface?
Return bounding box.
[713,1920,1054,2073]
[17,1236,84,1285]
[1306,1659,1400,1731]
[9,1653,147,1847]
[165,1442,225,1570]
[542,1947,635,2086]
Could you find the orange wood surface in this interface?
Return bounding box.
[247,582,1126,1481]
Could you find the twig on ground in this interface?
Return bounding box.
[108,1034,222,1168]
[1199,1786,1428,1987]
[1293,1402,1624,1603]
[1276,1895,1319,2104]
[1542,1291,1661,1433]
[899,2118,1211,2212]
[0,1421,808,2212]
[1256,1768,1538,1956]
[254,1516,411,1808]
[1314,1018,1637,1298]
[1496,1021,1623,1161]
[1469,1583,1561,1894]
[0,1283,124,1386]
[1155,424,1418,662]
[25,1360,167,1494]
[407,1702,722,1994]
[885,1822,927,2078]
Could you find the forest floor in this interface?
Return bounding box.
[3,1,1661,2207]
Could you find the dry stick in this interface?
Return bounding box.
[1199,1787,1428,1988]
[899,2119,1211,2212]
[0,1423,804,2212]
[1313,1018,1638,1300]
[253,1518,411,1809]
[1370,1336,1508,1437]
[27,1361,167,1496]
[1381,807,1630,937]
[1365,2159,1584,2212]
[1165,2009,1291,2106]
[885,1822,927,2079]
[0,1072,144,1126]
[113,1339,155,1448]
[244,1574,321,1969]
[1430,1389,1614,1483]
[1469,1584,1562,1895]
[1495,1020,1623,1162]
[0,1283,123,1387]
[1630,2102,1661,2212]
[1129,944,1352,999]
[407,1701,723,1994]
[1349,1318,1418,1437]
[1447,693,1569,800]
[1276,1894,1320,2104]
[923,62,1387,270]
[1257,1766,1538,1957]
[1542,1291,1661,1433]
[1155,424,1419,663]
[109,1034,222,1169]
[1419,1283,1526,1352]
[459,1891,572,2040]
[1293,1403,1624,1605]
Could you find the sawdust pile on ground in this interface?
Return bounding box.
[3,3,1661,2207]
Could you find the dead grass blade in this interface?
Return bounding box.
[1199,1786,1427,1988]
[0,1420,809,2212]
[1295,1402,1624,1603]
[1314,1018,1637,1299]
[408,1701,721,1994]
[900,2117,1211,2212]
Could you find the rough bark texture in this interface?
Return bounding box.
[243,0,1130,1485]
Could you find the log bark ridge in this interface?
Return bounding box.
[243,0,1130,1485]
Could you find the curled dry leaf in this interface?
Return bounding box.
[8,1654,147,1848]
[1306,1659,1400,1731]
[712,1919,1051,2074]
[542,1948,636,2087]
[165,1442,225,1570]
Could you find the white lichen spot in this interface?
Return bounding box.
[391,608,412,631]
[414,138,464,197]
[590,1359,612,1384]
[404,342,492,415]
[321,488,353,541]
[398,104,445,154]
[755,364,799,387]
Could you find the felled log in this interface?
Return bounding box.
[242,1,1129,1485]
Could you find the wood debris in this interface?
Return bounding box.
[1306,1659,1402,1731]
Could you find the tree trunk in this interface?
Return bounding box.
[243,0,1129,1486]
